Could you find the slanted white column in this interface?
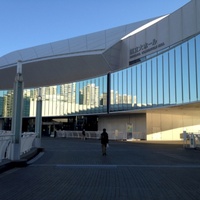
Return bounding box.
[35,88,42,147]
[11,61,24,160]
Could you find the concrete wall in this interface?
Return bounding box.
[98,113,146,140]
[146,105,200,141]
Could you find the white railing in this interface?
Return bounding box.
[56,130,145,141]
[56,130,101,140]
[21,132,37,154]
[0,133,13,162]
[182,132,200,148]
[0,132,37,162]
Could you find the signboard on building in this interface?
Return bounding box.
[129,38,165,62]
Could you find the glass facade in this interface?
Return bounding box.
[111,34,200,110]
[0,76,107,118]
[0,34,200,118]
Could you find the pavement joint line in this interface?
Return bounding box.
[29,164,200,168]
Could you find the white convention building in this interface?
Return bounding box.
[0,0,200,141]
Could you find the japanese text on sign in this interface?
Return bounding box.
[130,39,165,59]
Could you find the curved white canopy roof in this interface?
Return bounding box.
[0,17,158,90]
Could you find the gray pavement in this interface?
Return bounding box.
[0,137,200,200]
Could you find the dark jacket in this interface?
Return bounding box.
[101,131,108,145]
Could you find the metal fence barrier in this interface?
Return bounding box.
[182,131,200,148]
[0,133,13,162]
[55,130,145,141]
[0,132,37,163]
[55,130,101,140]
[21,132,37,154]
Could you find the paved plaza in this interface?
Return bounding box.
[0,137,200,200]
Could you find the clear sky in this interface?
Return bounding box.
[0,0,190,57]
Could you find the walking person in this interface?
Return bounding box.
[100,128,109,156]
[82,129,86,140]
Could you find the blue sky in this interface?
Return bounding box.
[0,0,190,57]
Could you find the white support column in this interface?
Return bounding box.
[35,88,42,147]
[11,61,24,160]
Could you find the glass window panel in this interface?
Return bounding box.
[43,87,49,116]
[152,57,158,106]
[23,89,30,117]
[78,82,81,113]
[98,77,102,112]
[175,46,182,104]
[118,71,123,110]
[196,34,200,100]
[112,72,118,111]
[0,91,4,117]
[103,75,107,112]
[89,79,93,111]
[75,82,80,114]
[169,49,176,105]
[182,42,189,103]
[65,84,69,115]
[90,79,94,112]
[4,90,13,117]
[163,52,169,105]
[85,79,90,112]
[54,86,57,115]
[99,76,105,112]
[131,67,136,107]
[122,70,127,104]
[147,60,152,106]
[92,78,96,110]
[158,55,163,105]
[110,73,114,107]
[189,38,197,102]
[84,80,88,113]
[80,81,85,113]
[70,83,74,114]
[115,72,119,109]
[136,64,142,107]
[0,90,4,98]
[141,62,147,106]
[71,83,76,114]
[127,68,132,109]
[30,89,36,117]
[49,86,53,115]
[56,85,60,116]
[94,78,99,112]
[92,79,96,110]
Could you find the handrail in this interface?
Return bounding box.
[56,130,101,140]
[0,134,13,162]
[21,132,37,155]
[55,130,145,141]
[0,132,37,162]
[182,132,200,148]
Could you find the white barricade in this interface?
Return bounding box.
[56,130,143,141]
[181,131,200,148]
[0,134,13,162]
[0,131,37,162]
[21,132,37,154]
[56,130,101,140]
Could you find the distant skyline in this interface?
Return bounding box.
[0,0,190,57]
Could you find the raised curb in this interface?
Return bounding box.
[0,147,44,174]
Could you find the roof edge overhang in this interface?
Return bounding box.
[0,52,113,90]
